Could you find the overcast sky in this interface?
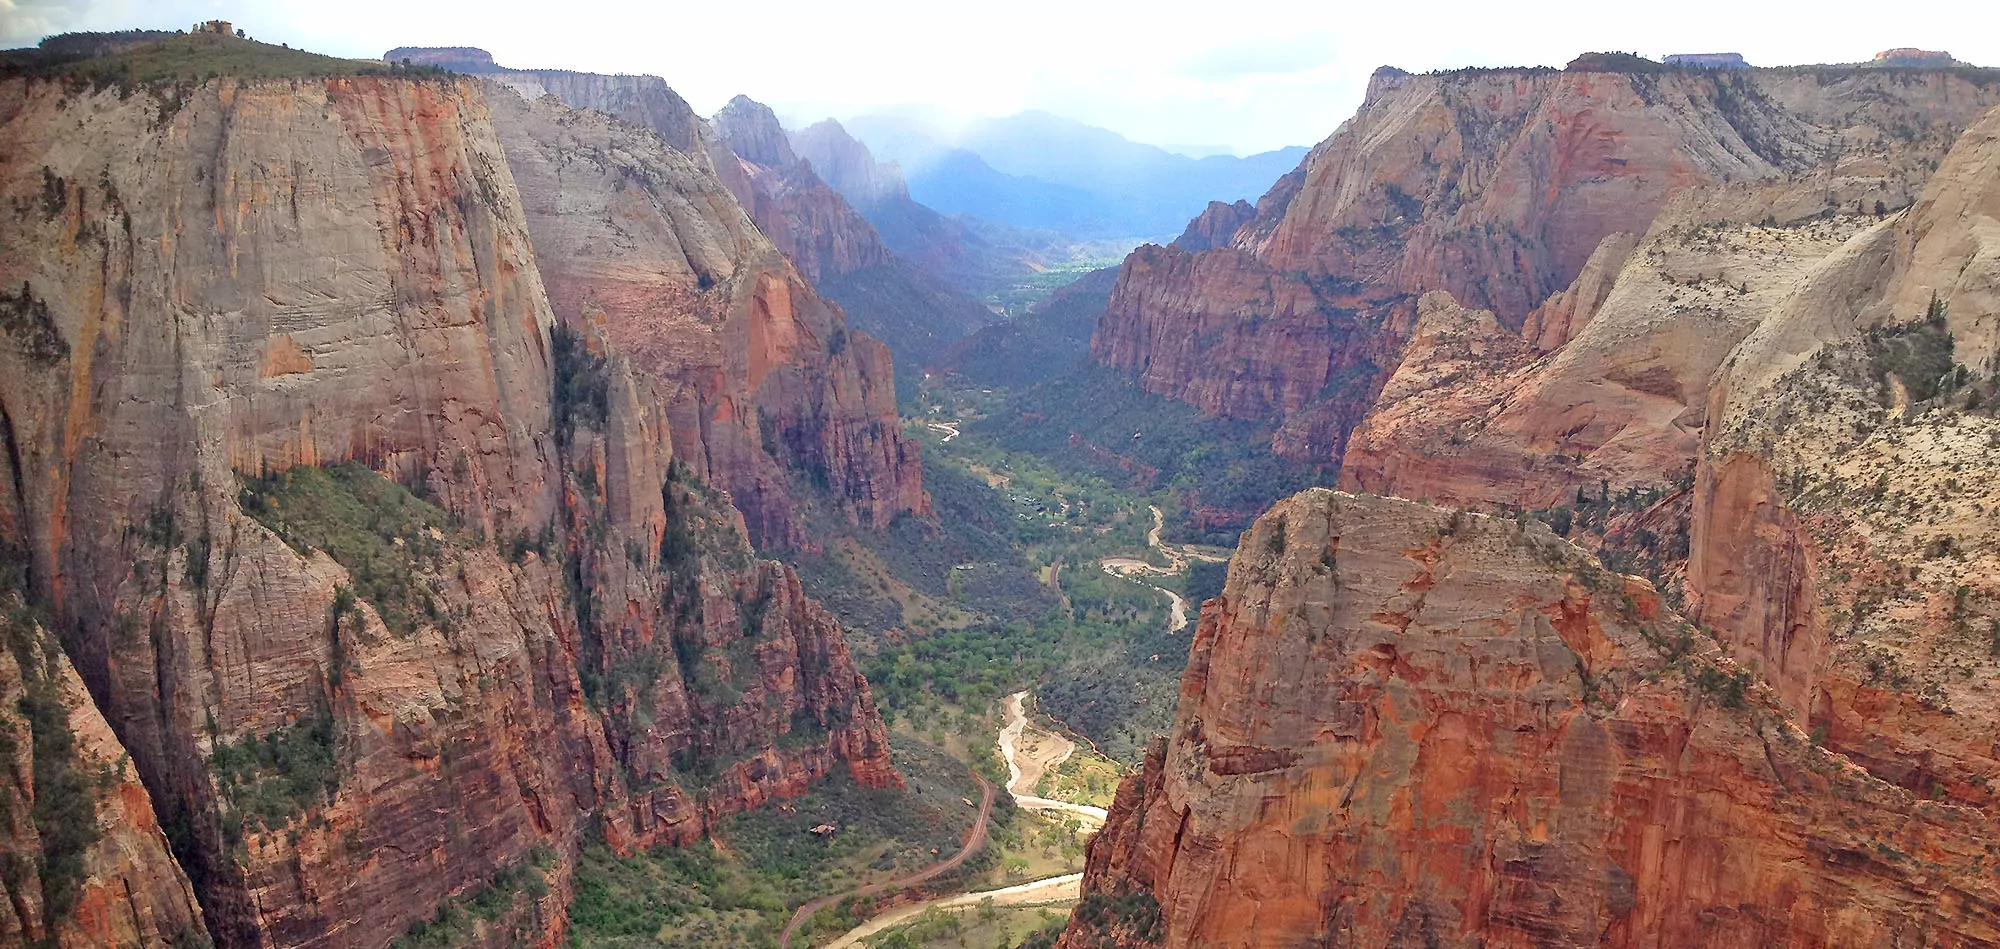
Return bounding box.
[4,0,1995,154]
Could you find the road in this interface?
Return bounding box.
[819,873,1084,949]
[777,772,996,949]
[1097,505,1216,635]
[808,694,1106,948]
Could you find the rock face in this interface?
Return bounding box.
[486,84,930,546]
[709,96,992,367]
[0,71,897,949]
[1097,64,2000,475]
[1062,490,2000,948]
[711,96,895,283]
[0,604,205,948]
[1684,99,2000,826]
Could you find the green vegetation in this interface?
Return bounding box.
[1066,892,1163,946]
[1565,51,1667,72]
[937,268,1114,390]
[977,364,1335,545]
[0,597,110,931]
[392,846,556,949]
[1182,559,1227,605]
[0,281,69,367]
[1,30,449,85]
[864,904,1070,949]
[568,842,774,947]
[207,702,339,836]
[238,462,453,635]
[552,323,611,449]
[567,740,1000,948]
[1034,747,1124,809]
[1868,294,1960,404]
[983,258,1127,318]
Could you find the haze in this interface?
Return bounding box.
[2,0,1993,157]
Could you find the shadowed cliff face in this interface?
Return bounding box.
[1062,490,2000,949]
[1097,66,2000,473]
[0,604,204,948]
[0,73,898,949]
[486,83,929,548]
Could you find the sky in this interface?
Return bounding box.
[4,0,1996,155]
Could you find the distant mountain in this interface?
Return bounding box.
[841,111,1307,240]
[707,96,995,371]
[791,119,1133,300]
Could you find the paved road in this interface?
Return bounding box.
[820,873,1084,949]
[777,772,996,949]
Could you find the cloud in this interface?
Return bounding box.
[1175,36,1337,81]
[4,0,1998,155]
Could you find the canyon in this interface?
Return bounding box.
[7,21,2000,949]
[1091,62,2000,500]
[1057,58,2000,949]
[1060,490,2000,947]
[0,33,914,948]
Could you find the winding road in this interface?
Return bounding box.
[803,695,1106,948]
[800,505,1210,946]
[777,773,996,949]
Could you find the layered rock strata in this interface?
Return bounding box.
[1062,489,2000,948]
[0,69,897,949]
[1099,64,2000,477]
[485,82,929,546]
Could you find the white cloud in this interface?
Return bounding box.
[4,0,1995,153]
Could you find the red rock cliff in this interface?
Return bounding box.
[1098,66,2000,473]
[0,71,897,949]
[486,83,929,546]
[1063,489,2000,948]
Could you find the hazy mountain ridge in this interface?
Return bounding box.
[841,111,1307,239]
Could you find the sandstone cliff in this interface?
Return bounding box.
[1099,64,2000,475]
[1062,489,2000,948]
[486,83,930,546]
[1682,98,2000,828]
[0,601,205,948]
[0,63,897,949]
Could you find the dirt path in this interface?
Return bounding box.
[927,421,961,442]
[1097,507,1205,634]
[777,773,996,949]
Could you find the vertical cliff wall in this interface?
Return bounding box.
[0,67,897,949]
[710,96,993,368]
[1062,489,2000,948]
[1098,66,2000,474]
[486,83,929,547]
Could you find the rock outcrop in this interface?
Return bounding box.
[0,603,205,948]
[1062,489,2000,948]
[1097,64,2000,477]
[0,65,898,949]
[487,84,930,545]
[1684,98,2000,822]
[710,96,895,283]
